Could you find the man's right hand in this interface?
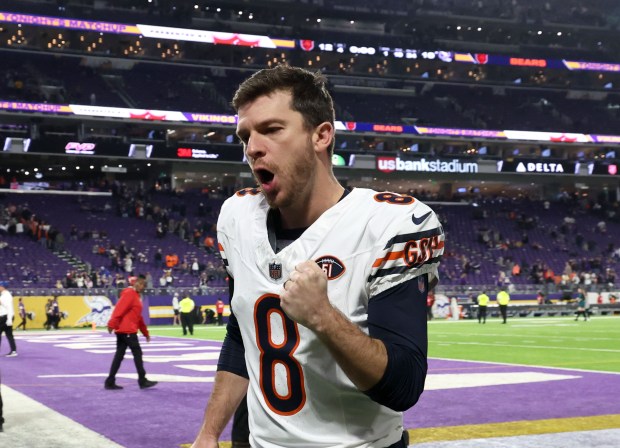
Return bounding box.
[107,327,113,334]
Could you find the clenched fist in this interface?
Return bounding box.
[281,260,332,330]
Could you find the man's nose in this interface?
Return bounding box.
[245,133,266,161]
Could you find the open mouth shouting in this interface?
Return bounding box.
[254,167,276,193]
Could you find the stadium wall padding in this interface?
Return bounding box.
[12,293,230,329]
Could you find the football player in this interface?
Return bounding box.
[192,65,444,448]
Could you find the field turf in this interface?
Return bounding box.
[150,315,620,373]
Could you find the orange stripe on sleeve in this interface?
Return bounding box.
[372,250,405,268]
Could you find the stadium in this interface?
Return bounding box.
[0,0,619,447]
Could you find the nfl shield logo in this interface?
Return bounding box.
[418,276,426,293]
[269,262,282,280]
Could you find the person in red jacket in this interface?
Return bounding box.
[105,274,157,390]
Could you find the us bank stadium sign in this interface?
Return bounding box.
[497,159,577,174]
[376,157,479,174]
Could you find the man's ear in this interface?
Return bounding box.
[313,122,335,155]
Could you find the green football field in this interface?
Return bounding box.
[149,315,620,373]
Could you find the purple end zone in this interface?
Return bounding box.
[406,358,620,429]
[2,331,227,448]
[3,333,620,448]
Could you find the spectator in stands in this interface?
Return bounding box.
[188,258,198,276]
[198,271,209,293]
[154,248,163,267]
[165,269,174,286]
[115,273,127,288]
[158,273,167,287]
[497,288,511,324]
[203,235,215,254]
[105,275,157,390]
[179,293,195,336]
[124,255,134,276]
[165,253,179,269]
[144,272,153,289]
[193,228,201,246]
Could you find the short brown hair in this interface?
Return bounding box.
[232,65,336,155]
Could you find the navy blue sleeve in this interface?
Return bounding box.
[364,275,428,411]
[216,277,249,378]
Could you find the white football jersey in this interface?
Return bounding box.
[217,187,443,448]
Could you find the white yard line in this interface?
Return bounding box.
[0,384,125,448]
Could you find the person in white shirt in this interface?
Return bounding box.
[0,281,17,357]
[172,293,180,326]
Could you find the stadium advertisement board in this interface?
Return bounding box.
[23,137,245,162]
[496,159,577,174]
[13,295,114,329]
[376,156,479,174]
[175,145,244,162]
[589,162,620,176]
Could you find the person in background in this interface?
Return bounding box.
[0,281,17,356]
[44,298,53,330]
[426,290,435,321]
[105,275,157,390]
[51,297,60,330]
[179,293,195,336]
[16,298,27,331]
[215,298,225,326]
[574,287,589,321]
[172,292,181,326]
[497,288,511,324]
[476,291,490,324]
